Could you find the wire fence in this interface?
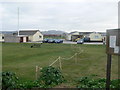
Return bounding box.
[35,45,93,79]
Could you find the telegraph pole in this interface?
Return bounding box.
[18,7,19,36]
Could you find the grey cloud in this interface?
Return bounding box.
[1,1,118,32]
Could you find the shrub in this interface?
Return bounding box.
[110,79,120,88]
[2,71,19,90]
[16,80,43,89]
[76,76,120,88]
[2,67,65,89]
[38,66,64,88]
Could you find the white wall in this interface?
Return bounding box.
[89,33,103,41]
[32,31,43,41]
[66,34,71,40]
[28,35,33,42]
[4,35,20,43]
[23,37,26,42]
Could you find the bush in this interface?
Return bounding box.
[2,67,65,89]
[76,76,120,88]
[2,71,19,90]
[16,80,43,89]
[38,66,64,88]
[2,72,46,89]
[110,79,120,88]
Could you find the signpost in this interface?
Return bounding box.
[106,29,120,89]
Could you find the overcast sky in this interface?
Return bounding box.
[0,0,119,32]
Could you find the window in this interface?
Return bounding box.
[95,35,99,39]
[39,35,42,38]
[2,36,4,39]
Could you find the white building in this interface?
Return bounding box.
[65,31,83,41]
[19,30,43,42]
[89,32,103,41]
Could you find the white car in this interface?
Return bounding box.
[77,39,84,44]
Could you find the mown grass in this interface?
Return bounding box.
[2,43,118,86]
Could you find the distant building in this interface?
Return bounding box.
[65,31,91,41]
[66,31,106,42]
[18,30,43,42]
[0,33,4,42]
[4,29,43,43]
[65,31,84,41]
[4,34,28,43]
[43,34,61,38]
[89,32,103,42]
[65,33,72,41]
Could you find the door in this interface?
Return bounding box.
[26,37,29,42]
[20,37,23,42]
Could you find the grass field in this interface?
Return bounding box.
[2,43,118,87]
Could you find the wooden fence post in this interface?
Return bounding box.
[75,53,77,64]
[35,66,38,80]
[59,56,62,70]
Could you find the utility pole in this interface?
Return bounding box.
[18,7,19,36]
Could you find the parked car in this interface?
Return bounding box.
[48,39,55,43]
[54,39,59,43]
[54,39,63,43]
[75,38,81,42]
[77,39,84,44]
[84,37,90,42]
[59,39,63,43]
[43,38,63,43]
[42,38,49,43]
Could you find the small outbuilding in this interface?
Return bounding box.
[66,31,83,41]
[19,30,43,42]
[4,34,28,43]
[89,32,103,42]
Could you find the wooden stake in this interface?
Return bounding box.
[36,66,38,80]
[59,57,62,70]
[75,53,77,64]
[76,53,78,63]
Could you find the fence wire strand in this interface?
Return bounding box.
[49,46,85,66]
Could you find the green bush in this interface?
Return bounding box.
[110,79,120,88]
[2,71,19,90]
[76,76,120,88]
[16,80,43,89]
[2,67,65,89]
[2,72,43,89]
[38,66,64,88]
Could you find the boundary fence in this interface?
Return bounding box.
[35,46,90,79]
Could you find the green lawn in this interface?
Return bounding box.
[2,43,118,86]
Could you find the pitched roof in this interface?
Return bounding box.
[19,30,39,35]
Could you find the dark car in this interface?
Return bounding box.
[42,38,49,43]
[77,39,84,44]
[48,39,55,43]
[84,37,90,42]
[59,39,63,43]
[54,39,59,43]
[54,39,63,43]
